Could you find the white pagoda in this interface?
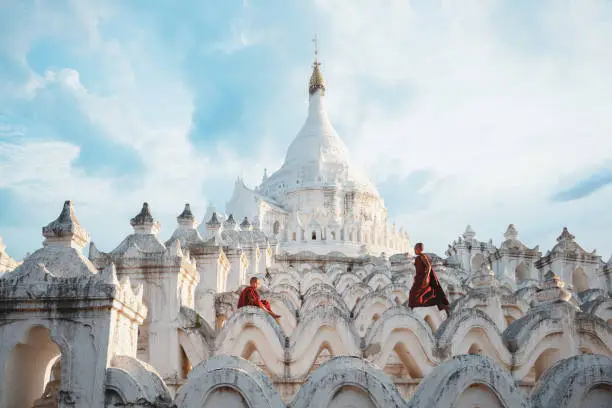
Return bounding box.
[225,47,411,257]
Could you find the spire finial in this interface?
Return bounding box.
[313,34,319,66]
[309,35,326,95]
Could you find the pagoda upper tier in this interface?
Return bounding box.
[224,49,409,257]
[258,60,379,203]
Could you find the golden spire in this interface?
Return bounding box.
[309,35,326,95]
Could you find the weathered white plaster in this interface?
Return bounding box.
[1,59,612,408]
[0,201,147,408]
[531,354,612,408]
[408,355,530,408]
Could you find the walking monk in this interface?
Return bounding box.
[408,242,451,316]
[237,277,281,319]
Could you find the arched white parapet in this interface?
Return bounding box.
[436,269,463,289]
[289,306,361,379]
[530,354,612,408]
[302,282,338,298]
[502,305,524,327]
[574,312,612,353]
[504,302,612,380]
[452,287,505,316]
[408,355,531,408]
[270,284,301,310]
[297,262,315,274]
[352,266,368,280]
[106,355,172,405]
[410,307,446,333]
[266,292,298,336]
[289,356,408,408]
[497,275,517,294]
[334,272,362,294]
[578,289,607,305]
[504,308,571,381]
[215,306,286,377]
[365,307,438,378]
[451,286,507,330]
[270,272,300,291]
[365,272,392,292]
[266,264,284,274]
[178,330,211,368]
[394,273,415,288]
[341,282,373,311]
[435,308,512,368]
[353,292,395,336]
[266,291,298,315]
[300,284,351,317]
[501,292,530,320]
[378,283,411,306]
[582,297,612,325]
[325,265,346,282]
[174,355,285,408]
[300,270,331,294]
[311,267,326,274]
[515,285,538,302]
[179,307,215,362]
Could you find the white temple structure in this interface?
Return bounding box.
[0,50,611,408]
[225,49,410,258]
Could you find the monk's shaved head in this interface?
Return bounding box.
[414,242,424,255]
[250,277,259,284]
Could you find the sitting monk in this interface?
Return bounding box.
[408,242,451,316]
[237,277,281,319]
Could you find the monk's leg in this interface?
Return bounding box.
[417,297,444,308]
[408,286,436,308]
[409,292,447,309]
[260,300,274,313]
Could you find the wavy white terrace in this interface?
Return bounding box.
[1,59,611,408]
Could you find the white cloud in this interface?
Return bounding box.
[0,2,258,257]
[1,0,611,260]
[311,0,612,254]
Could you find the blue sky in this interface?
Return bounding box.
[1,0,611,261]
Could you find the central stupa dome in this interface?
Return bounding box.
[260,55,378,200]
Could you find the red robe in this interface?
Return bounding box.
[237,287,274,314]
[408,254,450,310]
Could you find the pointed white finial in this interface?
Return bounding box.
[177,203,198,228]
[463,224,476,241]
[309,35,326,95]
[89,242,100,260]
[100,263,119,285]
[42,200,90,249]
[168,238,183,257]
[504,224,519,241]
[130,202,161,235]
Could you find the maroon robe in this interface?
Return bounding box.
[408,254,449,310]
[237,286,275,314]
